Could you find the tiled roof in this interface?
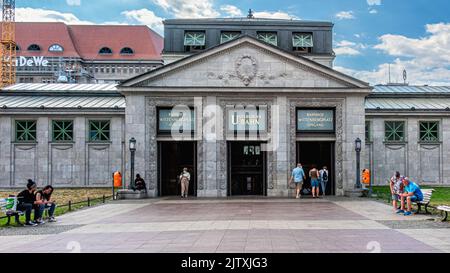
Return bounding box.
[0,22,163,61]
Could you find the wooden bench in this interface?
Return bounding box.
[0,197,23,225]
[414,189,434,214]
[437,206,450,221]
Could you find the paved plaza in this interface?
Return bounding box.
[1,197,449,253]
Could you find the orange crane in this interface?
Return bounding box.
[0,0,16,88]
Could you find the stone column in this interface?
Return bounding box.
[124,95,147,194]
[268,96,289,197]
[37,117,49,187]
[0,117,12,187]
[343,96,366,196]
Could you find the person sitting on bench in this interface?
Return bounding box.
[399,177,424,216]
[134,174,147,193]
[17,179,39,226]
[35,185,57,223]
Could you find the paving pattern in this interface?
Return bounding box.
[0,197,449,253]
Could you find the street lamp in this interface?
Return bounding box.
[129,137,136,190]
[355,138,362,189]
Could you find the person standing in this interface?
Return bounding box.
[289,163,306,199]
[17,179,39,226]
[179,168,191,198]
[319,166,329,197]
[390,171,404,213]
[309,165,320,198]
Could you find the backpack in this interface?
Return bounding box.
[322,170,328,181]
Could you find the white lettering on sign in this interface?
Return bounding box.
[15,56,49,67]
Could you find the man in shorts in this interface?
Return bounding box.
[390,171,404,213]
[399,177,424,216]
[289,163,306,199]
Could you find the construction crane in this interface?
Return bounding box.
[0,0,16,88]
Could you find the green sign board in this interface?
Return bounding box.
[228,108,267,132]
[297,109,334,132]
[158,108,195,133]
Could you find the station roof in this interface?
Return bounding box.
[365,97,450,111]
[372,85,450,95]
[0,83,123,110]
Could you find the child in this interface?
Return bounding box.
[389,171,404,213]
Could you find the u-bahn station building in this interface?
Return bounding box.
[1,18,450,197]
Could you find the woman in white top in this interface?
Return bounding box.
[179,167,191,198]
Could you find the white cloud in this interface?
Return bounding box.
[367,0,381,6]
[369,9,378,14]
[335,11,355,20]
[253,11,298,20]
[121,9,164,35]
[16,7,92,24]
[220,5,243,17]
[66,0,81,6]
[152,0,220,18]
[334,47,361,56]
[334,40,366,56]
[336,23,450,85]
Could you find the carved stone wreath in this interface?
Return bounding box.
[235,55,258,86]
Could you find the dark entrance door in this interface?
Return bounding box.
[297,141,335,195]
[228,142,266,196]
[158,141,197,196]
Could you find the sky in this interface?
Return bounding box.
[15,0,450,85]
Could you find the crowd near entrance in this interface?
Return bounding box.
[297,141,335,195]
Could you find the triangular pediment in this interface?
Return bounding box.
[121,36,368,89]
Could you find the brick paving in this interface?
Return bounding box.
[0,197,449,253]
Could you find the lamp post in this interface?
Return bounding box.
[355,138,362,189]
[129,137,136,190]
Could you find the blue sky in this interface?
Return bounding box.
[16,0,450,85]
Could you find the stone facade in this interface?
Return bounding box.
[365,114,450,186]
[121,36,370,197]
[0,114,125,188]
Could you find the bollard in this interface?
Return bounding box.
[68,200,72,211]
[87,197,90,207]
[103,195,105,203]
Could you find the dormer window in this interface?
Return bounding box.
[27,44,41,51]
[220,31,240,44]
[120,47,134,55]
[99,47,113,55]
[49,44,64,52]
[257,32,278,46]
[184,31,206,52]
[292,33,313,53]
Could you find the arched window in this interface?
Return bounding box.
[49,44,64,52]
[99,47,113,55]
[120,47,134,55]
[27,44,41,51]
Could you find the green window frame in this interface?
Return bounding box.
[184,31,206,46]
[257,32,278,46]
[220,31,240,44]
[419,121,439,142]
[385,121,405,142]
[89,120,110,142]
[52,120,73,142]
[15,120,37,142]
[292,33,313,47]
[365,121,371,142]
